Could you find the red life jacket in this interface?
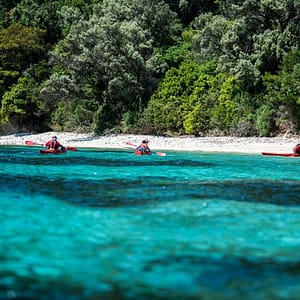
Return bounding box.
[45,140,60,150]
[137,143,150,153]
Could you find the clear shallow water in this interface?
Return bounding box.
[1,146,300,299]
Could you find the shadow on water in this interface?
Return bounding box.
[0,146,214,167]
[0,156,214,167]
[1,174,300,207]
[0,254,299,300]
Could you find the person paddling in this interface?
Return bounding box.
[135,139,151,154]
[45,136,65,152]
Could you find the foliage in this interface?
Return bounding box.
[0,0,21,28]
[142,60,218,135]
[41,0,181,133]
[255,103,275,136]
[192,0,300,91]
[165,0,219,25]
[9,0,60,44]
[211,76,240,132]
[0,0,299,136]
[0,76,42,131]
[0,61,51,131]
[143,59,259,136]
[260,49,300,134]
[0,23,46,101]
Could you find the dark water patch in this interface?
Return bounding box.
[36,178,300,207]
[0,272,124,300]
[0,154,214,168]
[186,179,300,206]
[2,173,300,207]
[0,174,171,207]
[1,255,300,300]
[144,254,300,298]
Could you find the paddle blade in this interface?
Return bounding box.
[25,140,44,146]
[156,151,166,156]
[125,141,137,148]
[66,147,77,151]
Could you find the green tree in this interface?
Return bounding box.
[0,23,46,99]
[191,13,229,60]
[9,0,66,44]
[142,59,218,135]
[0,0,21,28]
[260,49,300,135]
[211,76,241,133]
[41,0,181,133]
[165,0,219,25]
[192,0,300,91]
[0,60,51,132]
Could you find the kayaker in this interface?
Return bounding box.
[45,136,65,152]
[293,144,300,155]
[136,139,151,154]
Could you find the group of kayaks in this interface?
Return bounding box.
[26,139,300,157]
[38,149,299,157]
[40,148,154,155]
[25,140,166,156]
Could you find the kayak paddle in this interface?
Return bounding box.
[25,140,44,146]
[66,146,77,151]
[125,141,166,156]
[25,140,77,151]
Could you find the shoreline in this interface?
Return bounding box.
[0,131,299,154]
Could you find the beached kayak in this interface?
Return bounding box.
[135,150,151,156]
[262,152,300,157]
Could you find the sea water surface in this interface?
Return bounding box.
[1,145,300,300]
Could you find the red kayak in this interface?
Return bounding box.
[262,152,300,157]
[135,150,151,156]
[40,147,76,154]
[40,149,67,154]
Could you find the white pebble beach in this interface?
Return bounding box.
[1,131,300,154]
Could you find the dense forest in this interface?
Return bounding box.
[0,0,299,136]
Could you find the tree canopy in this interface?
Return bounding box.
[0,0,299,136]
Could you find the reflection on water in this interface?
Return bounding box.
[1,146,300,299]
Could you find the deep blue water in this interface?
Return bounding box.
[1,145,300,300]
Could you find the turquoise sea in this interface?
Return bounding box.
[1,145,300,300]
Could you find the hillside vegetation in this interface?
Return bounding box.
[0,0,299,136]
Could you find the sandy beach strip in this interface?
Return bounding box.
[0,131,299,154]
